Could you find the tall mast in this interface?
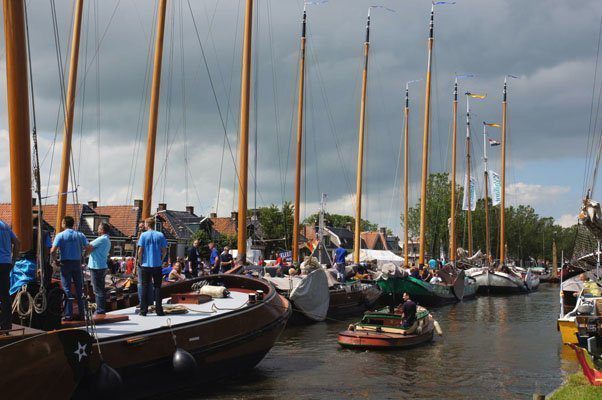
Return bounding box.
[551,238,558,278]
[403,84,409,267]
[236,0,254,262]
[55,0,84,232]
[500,78,508,264]
[142,0,167,219]
[465,94,473,257]
[353,9,371,263]
[292,6,308,264]
[3,0,32,251]
[418,5,435,266]
[483,122,490,262]
[449,79,458,264]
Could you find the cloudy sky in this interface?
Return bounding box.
[0,0,600,236]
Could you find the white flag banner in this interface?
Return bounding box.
[489,170,502,206]
[462,174,477,211]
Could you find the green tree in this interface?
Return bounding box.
[256,202,294,255]
[302,213,378,232]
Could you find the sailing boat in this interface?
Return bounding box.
[1,1,291,397]
[377,4,470,307]
[466,76,539,294]
[265,4,380,324]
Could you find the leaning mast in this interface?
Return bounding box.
[292,6,308,264]
[500,78,508,264]
[418,4,435,266]
[403,85,410,267]
[449,79,458,264]
[142,0,168,219]
[482,122,491,262]
[465,93,473,257]
[55,0,84,232]
[236,0,254,262]
[353,9,371,263]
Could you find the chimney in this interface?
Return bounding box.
[158,203,167,212]
[209,212,217,218]
[133,199,143,209]
[88,200,98,209]
[379,227,387,235]
[185,205,194,214]
[231,211,238,221]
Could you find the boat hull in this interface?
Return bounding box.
[469,269,533,294]
[558,318,579,344]
[377,276,458,307]
[74,275,291,399]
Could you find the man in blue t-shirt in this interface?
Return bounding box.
[208,242,220,274]
[334,244,348,283]
[0,219,20,331]
[51,216,89,320]
[86,222,111,314]
[137,217,168,316]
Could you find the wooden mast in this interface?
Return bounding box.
[500,78,508,264]
[403,85,410,267]
[418,5,434,266]
[483,122,491,263]
[449,79,458,264]
[3,0,32,251]
[142,0,168,219]
[55,0,84,232]
[353,10,371,263]
[465,94,473,257]
[551,238,558,278]
[236,0,253,262]
[292,7,307,264]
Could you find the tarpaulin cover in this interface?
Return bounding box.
[9,259,37,295]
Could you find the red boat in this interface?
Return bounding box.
[567,343,602,386]
[338,308,441,350]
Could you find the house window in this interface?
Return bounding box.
[113,245,123,257]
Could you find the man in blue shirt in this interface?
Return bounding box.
[51,216,89,320]
[137,217,168,316]
[0,219,20,331]
[334,244,348,283]
[208,242,220,274]
[86,222,111,314]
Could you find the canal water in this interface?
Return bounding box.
[176,284,579,399]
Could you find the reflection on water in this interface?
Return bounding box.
[173,285,579,400]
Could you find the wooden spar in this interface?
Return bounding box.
[3,0,32,251]
[292,8,307,264]
[403,86,409,267]
[449,80,458,263]
[142,0,167,219]
[418,6,434,266]
[465,94,473,257]
[236,0,253,262]
[483,123,491,263]
[55,0,84,232]
[500,79,508,264]
[353,11,371,264]
[552,238,558,278]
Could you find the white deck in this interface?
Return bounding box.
[94,290,250,339]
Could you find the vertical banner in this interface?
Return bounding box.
[489,170,501,206]
[462,174,477,211]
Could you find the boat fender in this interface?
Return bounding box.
[434,320,443,336]
[199,285,230,298]
[173,347,198,373]
[416,319,424,335]
[95,362,123,395]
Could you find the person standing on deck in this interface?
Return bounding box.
[51,216,89,321]
[400,292,417,329]
[135,222,153,307]
[0,220,20,331]
[86,222,111,315]
[334,244,348,283]
[208,242,220,274]
[137,218,168,316]
[186,240,201,278]
[219,246,234,273]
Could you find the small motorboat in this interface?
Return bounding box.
[337,307,442,350]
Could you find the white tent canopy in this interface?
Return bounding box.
[345,249,404,267]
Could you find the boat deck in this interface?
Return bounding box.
[95,290,250,339]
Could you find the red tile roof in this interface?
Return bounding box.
[210,217,237,236]
[93,205,141,237]
[361,231,387,250]
[0,203,85,230]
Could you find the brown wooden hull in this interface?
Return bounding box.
[328,284,381,318]
[0,328,93,399]
[74,275,291,399]
[338,325,434,350]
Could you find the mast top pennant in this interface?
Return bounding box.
[368,5,396,16]
[484,122,501,128]
[304,1,328,11]
[406,78,424,90]
[466,92,487,99]
[433,1,456,5]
